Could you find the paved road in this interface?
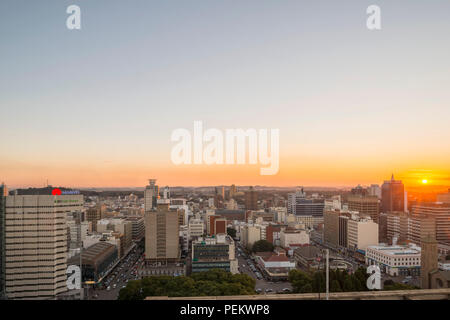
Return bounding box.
[88,247,144,300]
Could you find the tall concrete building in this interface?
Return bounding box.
[126,216,145,241]
[378,212,388,243]
[245,186,258,210]
[410,202,450,245]
[348,195,380,223]
[144,204,179,262]
[381,174,405,213]
[323,210,340,247]
[86,204,105,232]
[347,215,379,252]
[287,187,324,217]
[144,179,159,212]
[3,193,83,299]
[0,184,6,298]
[241,225,262,250]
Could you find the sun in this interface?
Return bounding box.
[422,179,428,184]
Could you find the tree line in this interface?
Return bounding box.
[118,269,256,300]
[289,267,419,293]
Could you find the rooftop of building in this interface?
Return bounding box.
[367,244,421,255]
[10,186,80,196]
[293,245,321,258]
[69,242,116,265]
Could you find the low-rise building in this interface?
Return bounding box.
[254,250,296,281]
[365,244,421,276]
[68,242,118,284]
[293,245,321,270]
[280,229,309,248]
[191,234,238,273]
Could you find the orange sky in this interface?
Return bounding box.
[2,155,449,189]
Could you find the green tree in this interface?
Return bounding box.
[227,227,237,238]
[300,283,313,293]
[288,269,312,293]
[118,269,257,300]
[251,240,274,253]
[342,277,354,292]
[312,271,325,293]
[330,279,342,292]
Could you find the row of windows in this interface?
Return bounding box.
[6,264,66,270]
[6,251,67,257]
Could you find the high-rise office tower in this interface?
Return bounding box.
[323,210,340,247]
[144,179,159,212]
[86,204,103,232]
[348,195,380,223]
[245,186,258,211]
[0,184,6,298]
[287,187,324,217]
[385,211,410,245]
[144,203,179,262]
[410,203,449,245]
[3,191,83,299]
[381,174,405,213]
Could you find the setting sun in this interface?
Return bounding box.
[422,179,428,184]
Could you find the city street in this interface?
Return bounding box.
[88,246,144,300]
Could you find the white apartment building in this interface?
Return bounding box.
[347,216,379,252]
[292,215,323,229]
[280,229,310,248]
[365,244,421,276]
[4,194,83,300]
[188,218,204,238]
[241,225,262,250]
